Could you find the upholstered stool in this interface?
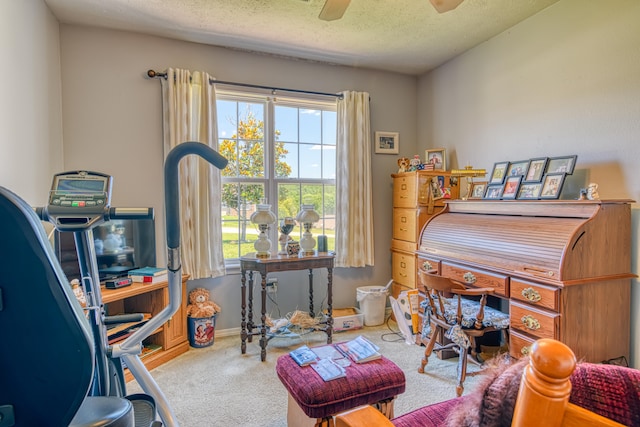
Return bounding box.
[276,351,406,427]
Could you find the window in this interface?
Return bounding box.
[217,91,337,263]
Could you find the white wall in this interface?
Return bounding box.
[0,0,63,204]
[58,25,418,331]
[418,0,640,366]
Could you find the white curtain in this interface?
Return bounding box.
[335,91,374,268]
[160,68,225,279]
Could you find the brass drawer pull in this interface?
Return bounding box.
[520,345,531,356]
[463,272,477,284]
[400,272,407,277]
[521,287,541,303]
[399,227,408,231]
[521,315,541,331]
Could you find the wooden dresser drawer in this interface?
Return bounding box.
[510,301,559,340]
[393,208,419,242]
[509,330,536,359]
[510,279,560,312]
[441,262,509,297]
[393,175,417,208]
[392,250,416,288]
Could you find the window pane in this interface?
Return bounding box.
[218,99,265,178]
[299,143,322,179]
[217,100,238,139]
[323,110,337,145]
[322,145,336,179]
[277,183,301,219]
[277,142,297,178]
[299,108,321,143]
[275,105,298,142]
[221,182,265,258]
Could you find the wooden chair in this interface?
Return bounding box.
[417,269,510,396]
[335,339,628,427]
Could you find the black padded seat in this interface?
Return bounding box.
[70,397,134,427]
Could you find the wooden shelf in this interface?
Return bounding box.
[102,275,190,382]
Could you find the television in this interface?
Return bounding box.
[54,218,156,282]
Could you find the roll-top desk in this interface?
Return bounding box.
[416,199,635,362]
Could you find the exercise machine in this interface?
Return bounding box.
[0,142,227,427]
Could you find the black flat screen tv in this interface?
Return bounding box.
[54,219,156,282]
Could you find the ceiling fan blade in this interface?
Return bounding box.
[319,0,351,21]
[429,0,465,13]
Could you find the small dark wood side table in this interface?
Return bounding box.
[239,252,335,361]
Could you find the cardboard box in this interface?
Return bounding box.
[331,307,364,332]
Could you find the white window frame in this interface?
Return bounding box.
[217,89,337,268]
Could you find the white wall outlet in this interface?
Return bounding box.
[266,278,278,293]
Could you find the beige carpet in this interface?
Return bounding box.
[127,321,483,426]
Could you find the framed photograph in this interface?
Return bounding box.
[540,173,566,199]
[425,148,446,171]
[429,176,444,200]
[506,160,530,178]
[546,155,577,175]
[374,131,399,154]
[489,161,510,185]
[517,182,543,199]
[524,157,548,182]
[502,176,522,199]
[484,184,504,200]
[469,181,488,199]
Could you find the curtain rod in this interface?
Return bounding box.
[146,69,343,99]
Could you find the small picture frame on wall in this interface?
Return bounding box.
[517,182,543,199]
[502,176,522,199]
[546,155,577,175]
[374,131,399,154]
[469,181,488,199]
[484,184,504,200]
[524,157,548,182]
[489,161,510,185]
[425,148,446,171]
[540,173,566,199]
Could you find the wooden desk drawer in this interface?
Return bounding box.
[393,208,418,242]
[510,279,559,312]
[509,330,536,359]
[417,256,440,274]
[392,251,416,288]
[441,262,509,297]
[393,175,417,208]
[510,301,559,340]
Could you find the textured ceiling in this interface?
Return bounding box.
[44,0,560,75]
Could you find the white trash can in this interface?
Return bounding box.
[356,286,388,326]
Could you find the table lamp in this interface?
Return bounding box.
[250,203,277,258]
[451,165,487,200]
[295,204,320,256]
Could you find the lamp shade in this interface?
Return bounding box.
[250,204,277,226]
[295,204,320,224]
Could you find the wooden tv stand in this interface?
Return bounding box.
[102,275,189,381]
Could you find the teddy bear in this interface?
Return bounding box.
[186,287,221,318]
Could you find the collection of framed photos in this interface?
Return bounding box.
[469,155,577,200]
